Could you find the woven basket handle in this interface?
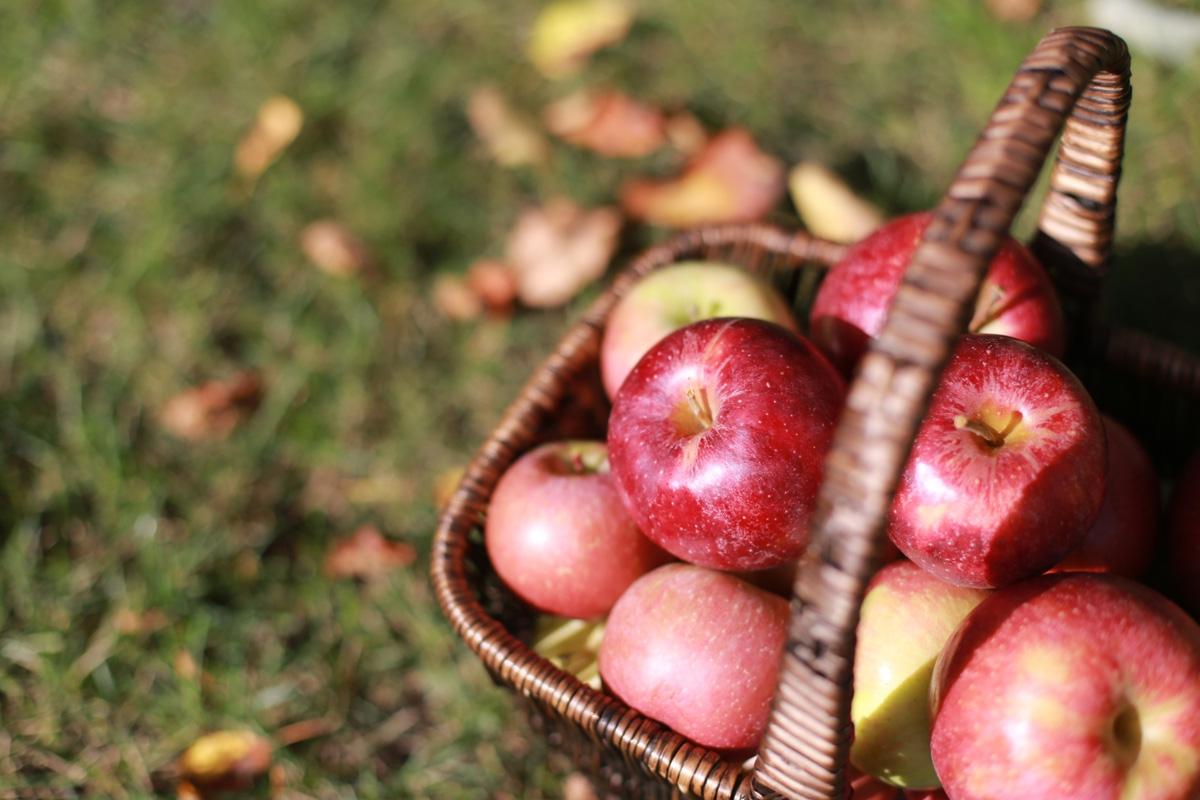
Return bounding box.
[751,27,1130,800]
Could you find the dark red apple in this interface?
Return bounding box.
[597,563,787,755]
[1049,414,1160,579]
[606,317,845,571]
[485,440,672,620]
[887,334,1107,588]
[930,572,1200,800]
[809,210,1065,377]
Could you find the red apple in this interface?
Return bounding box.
[929,572,1200,800]
[601,260,801,399]
[809,210,1065,377]
[1049,414,1160,579]
[1164,445,1200,618]
[887,334,1107,588]
[485,440,672,620]
[606,317,845,571]
[851,561,991,789]
[597,563,787,755]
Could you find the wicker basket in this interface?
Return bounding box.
[432,26,1200,800]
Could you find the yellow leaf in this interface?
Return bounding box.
[527,0,635,79]
[788,162,885,244]
[234,95,303,178]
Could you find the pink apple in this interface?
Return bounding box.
[929,572,1200,800]
[809,210,1065,377]
[484,440,672,620]
[1049,414,1160,579]
[1164,445,1200,619]
[851,561,991,789]
[606,317,845,571]
[600,260,800,399]
[597,563,787,755]
[887,333,1107,588]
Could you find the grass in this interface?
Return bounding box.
[0,0,1197,797]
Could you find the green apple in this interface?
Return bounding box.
[600,261,800,399]
[851,560,990,789]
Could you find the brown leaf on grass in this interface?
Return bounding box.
[431,260,519,321]
[159,371,263,442]
[563,772,600,800]
[432,273,485,321]
[619,127,786,228]
[466,86,550,167]
[179,730,272,794]
[234,95,304,179]
[543,90,667,158]
[323,524,417,580]
[300,220,374,278]
[787,162,885,244]
[527,0,635,79]
[505,197,623,308]
[466,259,519,316]
[113,608,169,635]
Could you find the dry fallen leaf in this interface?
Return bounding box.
[179,730,272,794]
[323,524,417,579]
[159,371,263,442]
[432,273,485,321]
[619,127,786,228]
[466,86,550,167]
[787,162,885,244]
[543,90,667,158]
[987,0,1043,21]
[467,259,519,316]
[300,220,374,278]
[234,95,304,179]
[527,0,635,79]
[664,110,709,157]
[505,197,623,308]
[563,772,600,800]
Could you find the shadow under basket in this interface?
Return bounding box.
[432,26,1200,800]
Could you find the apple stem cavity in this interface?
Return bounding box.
[954,411,1023,448]
[1108,702,1142,769]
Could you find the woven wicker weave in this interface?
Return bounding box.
[432,26,1200,800]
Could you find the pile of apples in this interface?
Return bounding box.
[483,211,1200,799]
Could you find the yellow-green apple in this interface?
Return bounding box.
[1164,445,1200,618]
[929,572,1200,800]
[809,210,1065,377]
[1049,414,1160,579]
[887,334,1107,588]
[600,260,800,399]
[484,440,672,620]
[606,317,845,571]
[851,560,991,789]
[596,563,787,756]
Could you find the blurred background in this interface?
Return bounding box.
[1,0,1198,797]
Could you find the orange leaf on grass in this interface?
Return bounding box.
[159,371,263,442]
[527,0,635,79]
[234,96,303,179]
[619,127,786,228]
[179,730,272,794]
[466,86,550,167]
[543,90,667,158]
[505,197,623,308]
[323,524,417,579]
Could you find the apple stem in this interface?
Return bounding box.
[686,386,714,429]
[954,412,1022,447]
[969,284,1009,331]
